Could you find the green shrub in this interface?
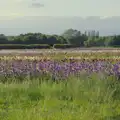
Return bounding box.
[53,44,80,49]
[0,44,51,49]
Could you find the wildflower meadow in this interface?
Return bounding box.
[0,50,120,120]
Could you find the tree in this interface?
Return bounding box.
[112,35,120,46]
[84,37,96,47]
[47,35,59,46]
[62,29,87,46]
[0,34,8,44]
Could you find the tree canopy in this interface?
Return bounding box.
[0,29,120,47]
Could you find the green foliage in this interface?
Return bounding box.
[53,44,79,49]
[7,33,66,45]
[0,34,8,44]
[0,29,120,48]
[62,29,87,46]
[0,75,119,119]
[0,44,51,49]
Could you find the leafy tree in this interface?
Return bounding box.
[62,29,87,46]
[0,34,8,44]
[112,35,120,46]
[1,29,120,48]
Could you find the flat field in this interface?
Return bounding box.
[0,49,120,120]
[0,48,120,55]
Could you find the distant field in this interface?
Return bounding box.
[0,48,120,55]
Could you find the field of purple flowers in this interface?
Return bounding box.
[0,51,120,83]
[0,57,120,81]
[0,52,120,120]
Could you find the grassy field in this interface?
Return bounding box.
[0,50,120,120]
[0,75,120,120]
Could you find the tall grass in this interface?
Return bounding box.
[0,74,119,120]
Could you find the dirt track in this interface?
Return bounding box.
[0,48,119,55]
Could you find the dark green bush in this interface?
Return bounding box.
[53,44,80,49]
[0,44,51,49]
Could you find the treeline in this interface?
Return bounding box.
[2,33,67,45]
[0,29,120,48]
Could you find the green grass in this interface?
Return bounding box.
[0,75,120,120]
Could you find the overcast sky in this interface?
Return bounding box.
[0,0,120,17]
[0,0,120,36]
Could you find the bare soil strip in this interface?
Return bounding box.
[0,48,119,55]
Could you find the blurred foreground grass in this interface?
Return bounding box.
[0,75,119,120]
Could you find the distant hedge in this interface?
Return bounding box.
[53,44,80,49]
[0,44,51,49]
[0,44,81,49]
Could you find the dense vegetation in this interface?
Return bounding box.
[0,51,120,119]
[0,29,120,48]
[0,75,120,120]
